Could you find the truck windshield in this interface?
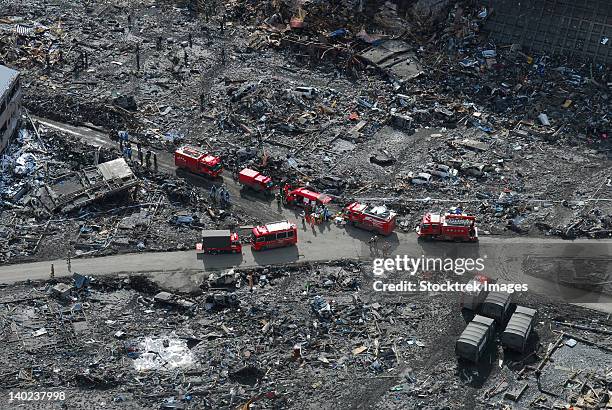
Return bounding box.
[209,163,223,172]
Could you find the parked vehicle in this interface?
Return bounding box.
[416,212,478,242]
[456,315,496,362]
[481,291,512,324]
[251,220,298,251]
[196,229,242,256]
[283,185,332,209]
[175,146,223,178]
[237,168,274,193]
[502,306,537,353]
[343,202,396,236]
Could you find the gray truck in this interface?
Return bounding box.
[456,315,496,362]
[481,291,511,324]
[502,306,537,353]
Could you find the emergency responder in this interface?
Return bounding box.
[382,241,390,258]
[276,192,282,210]
[368,235,379,254]
[50,263,55,279]
[145,150,151,168]
[223,190,230,206]
[300,210,306,229]
[210,185,217,202]
[323,207,331,222]
[218,186,226,204]
[153,152,158,170]
[137,144,143,164]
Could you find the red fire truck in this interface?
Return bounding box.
[343,202,397,236]
[196,229,242,256]
[251,220,298,251]
[283,185,332,208]
[237,168,275,193]
[416,212,478,242]
[175,146,223,178]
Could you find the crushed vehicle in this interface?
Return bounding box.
[410,172,433,185]
[455,315,496,363]
[236,168,275,194]
[416,212,478,242]
[174,146,223,178]
[196,229,242,256]
[343,202,396,236]
[251,220,297,251]
[502,306,537,353]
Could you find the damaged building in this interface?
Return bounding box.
[0,64,21,153]
[36,157,139,214]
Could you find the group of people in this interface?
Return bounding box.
[118,132,157,170]
[210,184,230,206]
[368,234,391,257]
[299,204,332,228]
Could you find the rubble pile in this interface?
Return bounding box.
[1,263,610,408]
[0,125,246,263]
[1,0,608,243]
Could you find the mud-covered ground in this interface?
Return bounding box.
[0,263,610,409]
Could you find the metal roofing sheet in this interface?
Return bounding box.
[0,65,18,98]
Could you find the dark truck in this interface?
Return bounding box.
[502,306,537,353]
[196,230,242,257]
[455,315,496,362]
[481,291,511,324]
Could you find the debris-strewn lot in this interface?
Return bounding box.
[1,0,610,264]
[1,265,611,409]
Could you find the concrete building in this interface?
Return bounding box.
[0,65,22,153]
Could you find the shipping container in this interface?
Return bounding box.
[456,315,496,362]
[502,306,537,353]
[481,291,511,324]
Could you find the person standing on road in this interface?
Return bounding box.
[382,241,390,258]
[210,185,217,202]
[368,235,379,255]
